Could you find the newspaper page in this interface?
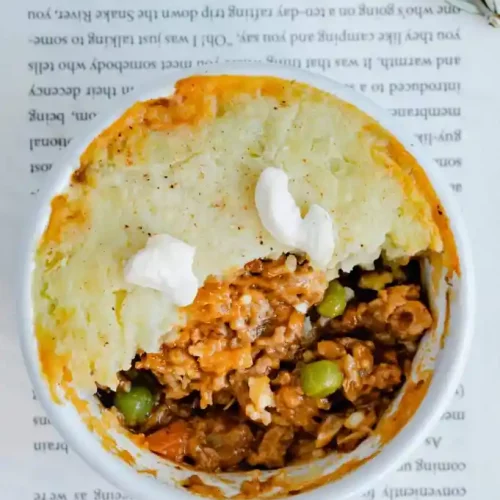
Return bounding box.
[0,0,499,498]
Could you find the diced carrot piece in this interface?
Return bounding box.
[146,420,190,463]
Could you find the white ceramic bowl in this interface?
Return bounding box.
[18,63,475,500]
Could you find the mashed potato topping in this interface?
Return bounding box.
[33,75,444,392]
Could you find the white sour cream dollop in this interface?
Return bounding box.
[255,167,335,268]
[124,234,199,307]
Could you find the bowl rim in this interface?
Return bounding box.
[17,62,475,500]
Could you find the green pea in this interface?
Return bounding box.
[300,360,344,398]
[317,280,346,318]
[114,385,155,427]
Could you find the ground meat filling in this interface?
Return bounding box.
[97,255,433,472]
